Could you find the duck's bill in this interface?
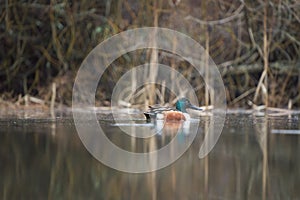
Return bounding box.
[188,104,203,111]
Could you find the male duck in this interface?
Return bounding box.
[144,98,202,122]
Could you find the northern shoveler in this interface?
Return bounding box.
[144,98,202,122]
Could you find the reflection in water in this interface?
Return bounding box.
[254,116,268,200]
[0,114,300,199]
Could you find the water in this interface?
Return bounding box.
[0,111,299,199]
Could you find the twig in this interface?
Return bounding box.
[248,28,264,59]
[253,69,267,103]
[50,82,56,118]
[230,88,256,105]
[262,0,269,107]
[29,96,45,104]
[185,4,244,25]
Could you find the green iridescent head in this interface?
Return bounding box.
[175,98,202,113]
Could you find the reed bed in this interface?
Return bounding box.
[0,0,299,108]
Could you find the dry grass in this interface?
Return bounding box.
[0,0,299,108]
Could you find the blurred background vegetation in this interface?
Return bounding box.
[0,0,299,108]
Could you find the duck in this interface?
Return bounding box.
[144,98,203,122]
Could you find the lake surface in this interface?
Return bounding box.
[0,110,299,199]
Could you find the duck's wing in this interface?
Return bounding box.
[144,106,175,121]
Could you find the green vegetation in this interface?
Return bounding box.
[0,0,299,108]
